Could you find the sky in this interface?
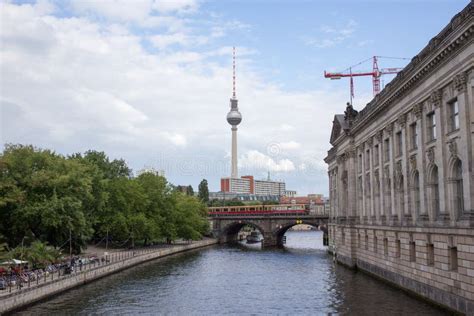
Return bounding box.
[0,0,469,195]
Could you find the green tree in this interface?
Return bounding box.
[198,179,209,203]
[0,144,209,254]
[174,193,209,240]
[8,240,61,268]
[186,185,194,196]
[105,177,149,246]
[0,144,93,252]
[136,171,175,243]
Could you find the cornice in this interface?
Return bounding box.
[350,3,473,134]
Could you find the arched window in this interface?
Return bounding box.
[412,171,420,216]
[374,171,380,217]
[428,165,439,217]
[365,173,371,217]
[342,170,348,215]
[451,159,464,215]
[396,174,404,214]
[384,167,392,215]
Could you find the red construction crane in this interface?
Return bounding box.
[324,56,406,102]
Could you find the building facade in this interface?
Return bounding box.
[221,175,286,196]
[254,179,286,196]
[284,190,297,197]
[280,194,328,215]
[221,177,252,194]
[325,3,474,314]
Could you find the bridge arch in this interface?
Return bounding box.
[272,220,328,247]
[219,220,266,244]
[211,215,329,247]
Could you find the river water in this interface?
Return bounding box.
[16,231,446,315]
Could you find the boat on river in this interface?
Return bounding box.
[246,231,261,244]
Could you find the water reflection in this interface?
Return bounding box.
[16,231,446,315]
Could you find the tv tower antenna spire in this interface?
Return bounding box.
[232,46,236,98]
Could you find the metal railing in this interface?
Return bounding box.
[0,242,192,297]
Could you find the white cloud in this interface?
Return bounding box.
[152,0,198,14]
[162,132,187,146]
[71,0,155,22]
[149,32,208,49]
[278,141,301,151]
[303,19,358,48]
[0,1,350,195]
[71,0,199,26]
[239,150,295,172]
[280,124,294,131]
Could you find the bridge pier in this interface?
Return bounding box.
[262,233,278,248]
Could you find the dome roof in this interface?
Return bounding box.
[227,110,242,126]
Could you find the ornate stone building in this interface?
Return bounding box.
[325,3,474,313]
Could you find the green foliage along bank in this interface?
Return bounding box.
[0,144,210,258]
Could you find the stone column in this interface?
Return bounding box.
[398,113,411,224]
[431,89,449,222]
[414,103,427,222]
[453,71,473,219]
[336,155,346,220]
[345,147,357,221]
[328,170,334,220]
[376,130,385,224]
[386,123,398,224]
[367,138,375,223]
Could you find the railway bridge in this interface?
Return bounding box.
[209,214,329,248]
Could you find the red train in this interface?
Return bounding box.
[207,204,307,216]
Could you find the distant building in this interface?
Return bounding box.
[280,194,328,215]
[221,175,287,196]
[220,177,252,194]
[254,179,286,196]
[284,190,297,197]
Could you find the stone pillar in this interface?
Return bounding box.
[336,154,346,220]
[454,71,473,220]
[262,232,277,248]
[367,138,375,222]
[361,144,367,222]
[346,147,357,221]
[386,123,398,224]
[431,89,449,221]
[376,130,384,223]
[414,103,428,222]
[399,113,411,224]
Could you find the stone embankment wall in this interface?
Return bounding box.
[330,226,474,314]
[0,239,217,314]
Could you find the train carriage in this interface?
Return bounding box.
[208,204,307,216]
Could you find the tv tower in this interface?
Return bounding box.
[227,47,242,178]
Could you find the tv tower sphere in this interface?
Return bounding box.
[227,106,242,126]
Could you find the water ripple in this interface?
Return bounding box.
[16,231,447,315]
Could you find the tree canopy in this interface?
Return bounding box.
[198,179,209,203]
[0,144,210,260]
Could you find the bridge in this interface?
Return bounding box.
[209,214,329,248]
